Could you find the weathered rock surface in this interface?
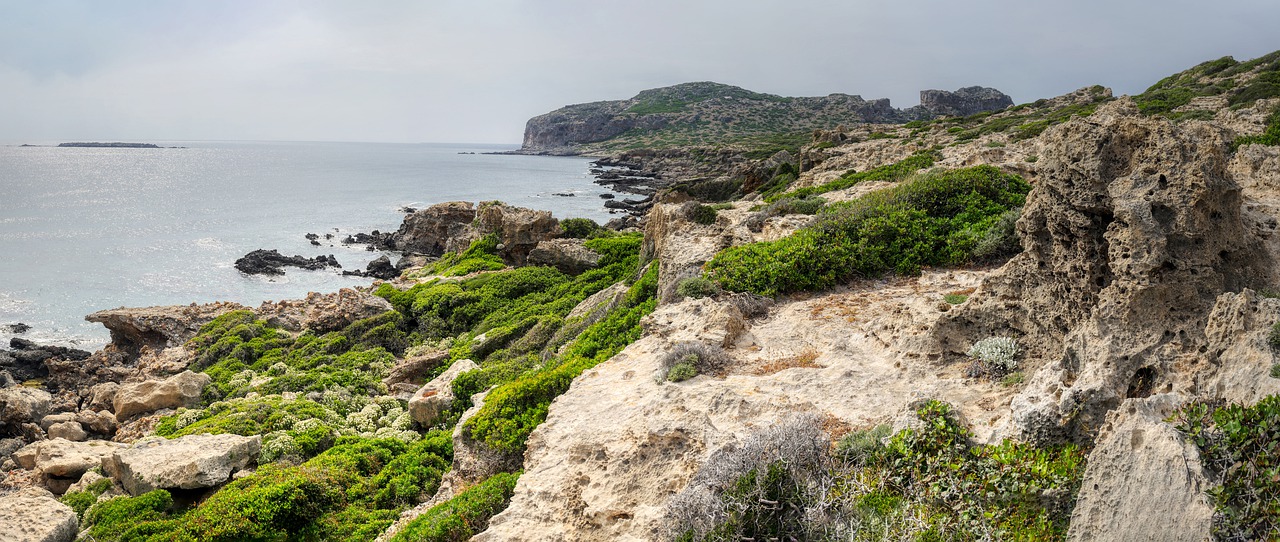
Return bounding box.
[112,370,211,420]
[16,438,122,479]
[934,98,1276,443]
[390,201,560,266]
[255,288,393,333]
[85,302,245,353]
[527,238,601,275]
[643,202,735,304]
[408,359,478,426]
[45,421,86,442]
[383,349,450,388]
[1067,395,1214,542]
[0,339,90,383]
[103,433,261,495]
[234,249,340,276]
[479,271,1007,541]
[913,86,1014,117]
[0,487,77,542]
[0,387,51,435]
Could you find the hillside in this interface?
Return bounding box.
[4,50,1280,542]
[518,81,1012,155]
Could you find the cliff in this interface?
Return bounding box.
[519,81,1012,155]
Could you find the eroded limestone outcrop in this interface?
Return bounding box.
[103,433,261,495]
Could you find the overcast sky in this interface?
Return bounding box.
[2,0,1278,145]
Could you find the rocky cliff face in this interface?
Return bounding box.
[519,81,1012,155]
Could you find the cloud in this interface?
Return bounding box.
[1,0,1278,143]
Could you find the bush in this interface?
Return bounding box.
[676,276,721,299]
[661,341,730,379]
[706,165,1030,296]
[943,293,969,305]
[559,218,603,239]
[766,151,939,203]
[966,336,1021,378]
[666,361,698,382]
[391,471,520,542]
[690,203,718,225]
[836,424,892,466]
[1233,107,1280,150]
[1174,396,1280,540]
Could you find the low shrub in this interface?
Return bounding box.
[666,361,698,382]
[943,293,969,305]
[690,203,718,225]
[766,151,939,203]
[706,165,1030,296]
[966,336,1021,378]
[391,471,520,542]
[1174,396,1280,540]
[1232,107,1280,150]
[425,234,506,276]
[676,276,721,299]
[661,341,730,379]
[559,217,603,239]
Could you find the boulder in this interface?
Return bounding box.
[0,387,52,433]
[46,421,86,442]
[383,349,450,388]
[112,370,211,420]
[0,487,77,542]
[87,382,120,411]
[408,359,479,426]
[38,412,76,431]
[75,409,118,436]
[1067,395,1214,541]
[104,434,261,495]
[16,438,122,479]
[391,201,478,256]
[527,239,601,275]
[255,288,393,333]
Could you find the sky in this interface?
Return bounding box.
[2,0,1278,145]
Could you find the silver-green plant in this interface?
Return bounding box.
[967,336,1021,375]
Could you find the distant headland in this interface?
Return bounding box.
[57,142,163,148]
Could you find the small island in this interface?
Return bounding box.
[57,142,162,148]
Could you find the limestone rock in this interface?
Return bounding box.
[461,202,561,266]
[255,288,393,333]
[409,359,478,426]
[643,202,735,304]
[46,421,86,442]
[527,239,602,275]
[0,487,77,542]
[112,370,211,420]
[17,438,122,479]
[0,387,51,434]
[383,349,450,388]
[75,409,118,436]
[38,412,76,431]
[87,382,119,412]
[391,201,478,256]
[85,302,246,352]
[916,86,1014,117]
[935,98,1275,443]
[1067,395,1214,542]
[104,434,261,495]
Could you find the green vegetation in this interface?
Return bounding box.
[419,234,507,277]
[765,151,939,203]
[77,434,452,541]
[690,203,719,225]
[666,361,697,382]
[671,402,1085,541]
[675,276,722,299]
[61,477,115,520]
[1134,51,1280,117]
[1174,395,1280,540]
[943,293,969,304]
[1233,107,1280,150]
[558,217,611,239]
[391,472,520,542]
[463,262,659,454]
[707,165,1030,296]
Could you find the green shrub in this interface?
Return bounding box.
[836,424,892,465]
[690,204,718,225]
[423,234,506,276]
[942,293,968,305]
[82,490,174,541]
[967,336,1021,378]
[766,151,939,203]
[706,165,1030,296]
[391,472,520,542]
[559,217,603,239]
[1270,320,1280,349]
[1232,107,1280,150]
[61,477,114,520]
[1174,396,1280,540]
[666,361,697,382]
[676,276,721,299]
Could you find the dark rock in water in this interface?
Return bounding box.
[399,206,418,214]
[4,323,30,334]
[341,231,394,249]
[599,193,615,199]
[2,338,91,383]
[341,255,400,280]
[305,233,319,241]
[551,192,575,197]
[235,249,341,276]
[395,254,433,271]
[324,233,334,240]
[57,142,161,148]
[310,240,321,246]
[604,216,640,231]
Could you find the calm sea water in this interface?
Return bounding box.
[0,141,612,350]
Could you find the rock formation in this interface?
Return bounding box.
[234,249,341,275]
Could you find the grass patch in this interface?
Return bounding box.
[943,293,969,304]
[706,165,1029,296]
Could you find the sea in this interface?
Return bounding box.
[0,141,615,351]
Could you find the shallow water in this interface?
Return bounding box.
[0,141,612,349]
